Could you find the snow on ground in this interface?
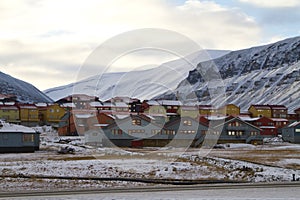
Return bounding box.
[0,132,300,191]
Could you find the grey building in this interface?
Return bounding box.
[164,116,208,147]
[0,121,40,153]
[282,121,300,143]
[213,117,263,144]
[103,114,165,147]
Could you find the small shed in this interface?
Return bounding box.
[0,121,40,153]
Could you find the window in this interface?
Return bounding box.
[251,131,258,136]
[166,130,175,135]
[23,134,34,142]
[180,130,196,134]
[132,119,141,125]
[128,129,145,134]
[228,131,242,136]
[295,129,300,133]
[228,131,234,136]
[183,120,192,126]
[152,130,162,134]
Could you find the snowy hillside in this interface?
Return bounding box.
[160,36,300,112]
[44,50,230,101]
[0,71,53,103]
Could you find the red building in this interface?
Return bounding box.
[251,117,288,137]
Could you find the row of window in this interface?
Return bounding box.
[183,120,192,126]
[49,109,61,113]
[180,130,196,134]
[228,121,241,127]
[250,131,258,136]
[132,119,141,125]
[228,131,243,136]
[111,129,185,135]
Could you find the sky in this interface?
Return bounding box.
[0,0,299,91]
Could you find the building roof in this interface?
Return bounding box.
[238,116,260,121]
[288,121,300,127]
[18,105,37,109]
[146,100,160,106]
[0,105,18,110]
[269,105,287,110]
[250,105,271,109]
[259,126,276,129]
[75,114,94,119]
[114,102,128,107]
[250,104,287,110]
[35,103,48,107]
[61,103,76,108]
[270,118,288,122]
[89,101,103,107]
[157,100,182,106]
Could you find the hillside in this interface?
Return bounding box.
[0,71,53,103]
[159,36,300,112]
[44,50,230,101]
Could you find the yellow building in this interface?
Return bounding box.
[18,104,39,126]
[199,105,217,116]
[0,105,20,123]
[248,105,272,118]
[178,106,199,118]
[218,104,240,116]
[36,103,66,126]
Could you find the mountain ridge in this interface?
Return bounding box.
[0,71,53,103]
[44,50,230,101]
[159,36,300,112]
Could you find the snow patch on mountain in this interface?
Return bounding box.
[161,36,300,112]
[44,50,230,101]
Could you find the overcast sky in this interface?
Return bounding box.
[0,0,299,91]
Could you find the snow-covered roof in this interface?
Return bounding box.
[89,102,102,107]
[18,105,37,109]
[238,116,259,121]
[206,116,228,120]
[146,100,160,106]
[144,114,156,120]
[260,126,276,129]
[4,102,16,106]
[114,102,128,107]
[101,102,112,107]
[157,100,183,106]
[115,114,130,119]
[61,103,76,108]
[35,103,48,107]
[180,106,198,111]
[75,114,94,119]
[93,124,109,127]
[0,105,18,110]
[271,118,288,122]
[0,121,36,133]
[251,105,271,109]
[288,121,300,127]
[166,113,179,116]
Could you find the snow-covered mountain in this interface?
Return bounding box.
[44,50,230,101]
[159,36,300,112]
[0,71,53,103]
